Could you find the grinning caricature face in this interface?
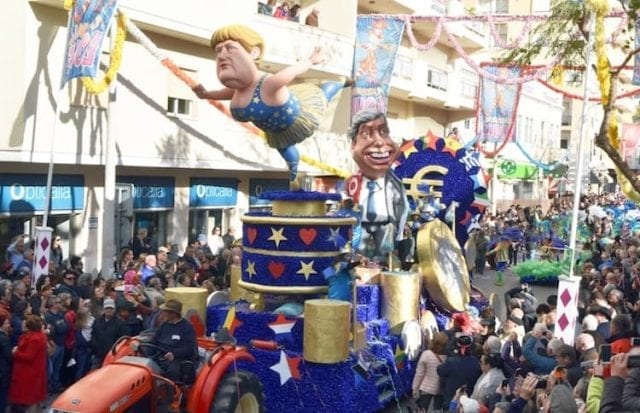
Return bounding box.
[351,116,399,179]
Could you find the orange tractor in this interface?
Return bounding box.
[49,332,264,413]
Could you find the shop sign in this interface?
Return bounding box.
[0,174,84,214]
[189,178,237,208]
[118,176,175,210]
[248,179,289,205]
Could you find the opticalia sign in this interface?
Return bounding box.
[117,176,175,210]
[0,174,84,214]
[189,178,238,208]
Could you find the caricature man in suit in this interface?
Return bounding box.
[344,111,408,262]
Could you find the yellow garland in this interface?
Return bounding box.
[587,0,640,200]
[81,12,127,95]
[550,65,564,86]
[300,154,350,179]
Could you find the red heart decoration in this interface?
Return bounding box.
[268,261,285,279]
[247,227,257,245]
[299,228,317,246]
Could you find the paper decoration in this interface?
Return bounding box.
[270,350,301,386]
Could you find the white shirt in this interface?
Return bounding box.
[360,177,389,223]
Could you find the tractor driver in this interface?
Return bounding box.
[150,299,197,382]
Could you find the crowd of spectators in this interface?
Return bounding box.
[257,1,319,27]
[0,226,239,412]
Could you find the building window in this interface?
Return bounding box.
[427,67,447,91]
[464,119,471,129]
[496,24,508,42]
[167,97,192,116]
[562,98,572,126]
[167,67,196,118]
[561,130,570,149]
[495,0,509,14]
[392,54,412,81]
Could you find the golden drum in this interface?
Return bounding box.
[380,271,420,333]
[165,287,208,325]
[303,299,350,363]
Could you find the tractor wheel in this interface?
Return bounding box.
[210,370,264,413]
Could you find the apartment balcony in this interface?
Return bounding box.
[252,15,354,78]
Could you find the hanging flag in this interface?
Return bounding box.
[553,277,580,346]
[61,0,119,87]
[476,65,522,144]
[634,21,640,85]
[34,227,53,288]
[351,16,405,115]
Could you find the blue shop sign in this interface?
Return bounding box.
[0,174,84,214]
[189,178,237,208]
[118,176,175,210]
[249,178,290,205]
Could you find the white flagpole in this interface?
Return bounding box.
[568,13,595,278]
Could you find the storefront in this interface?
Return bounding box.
[0,173,84,256]
[116,176,174,252]
[188,178,238,241]
[248,178,289,211]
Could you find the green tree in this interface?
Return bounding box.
[502,0,640,194]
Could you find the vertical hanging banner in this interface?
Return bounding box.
[34,227,53,288]
[351,16,405,115]
[476,65,522,144]
[633,20,640,86]
[61,0,119,86]
[553,277,580,346]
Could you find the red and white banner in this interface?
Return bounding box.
[553,277,580,346]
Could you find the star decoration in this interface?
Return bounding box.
[423,131,439,151]
[327,227,341,247]
[252,97,260,104]
[471,170,489,190]
[400,140,418,159]
[442,138,462,156]
[286,107,293,114]
[245,260,257,279]
[268,314,296,337]
[270,350,301,386]
[268,227,287,248]
[296,260,317,280]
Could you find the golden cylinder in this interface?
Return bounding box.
[272,200,326,217]
[229,266,264,310]
[380,271,420,333]
[303,299,350,364]
[165,287,208,325]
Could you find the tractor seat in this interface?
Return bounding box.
[120,356,162,375]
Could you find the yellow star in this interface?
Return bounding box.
[245,260,257,279]
[268,227,287,248]
[296,260,317,281]
[400,140,418,158]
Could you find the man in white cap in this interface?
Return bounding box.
[91,298,128,367]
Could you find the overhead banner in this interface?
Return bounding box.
[351,16,405,115]
[61,0,119,86]
[621,123,640,169]
[477,65,522,144]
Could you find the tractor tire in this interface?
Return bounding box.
[210,370,264,413]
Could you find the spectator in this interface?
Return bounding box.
[222,227,237,250]
[522,331,560,375]
[45,295,68,393]
[8,314,48,411]
[470,353,505,404]
[116,248,134,276]
[257,0,276,15]
[554,344,581,387]
[437,335,482,409]
[91,298,127,368]
[412,332,448,411]
[74,306,94,381]
[5,234,27,272]
[68,255,84,278]
[0,311,11,412]
[50,235,64,269]
[575,333,598,363]
[305,7,319,27]
[273,1,290,19]
[56,270,79,297]
[288,3,301,22]
[208,227,225,256]
[131,228,152,259]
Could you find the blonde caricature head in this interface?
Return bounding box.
[210,24,265,62]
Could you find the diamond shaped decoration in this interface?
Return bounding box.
[557,313,569,331]
[560,288,572,307]
[40,237,49,251]
[39,256,48,269]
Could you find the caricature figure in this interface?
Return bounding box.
[344,111,409,263]
[192,24,351,185]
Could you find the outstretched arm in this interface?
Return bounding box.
[262,46,324,93]
[192,84,235,100]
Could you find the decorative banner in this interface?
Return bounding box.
[351,16,405,115]
[34,227,53,288]
[476,65,522,145]
[553,277,580,346]
[634,20,640,86]
[61,0,119,86]
[621,123,640,169]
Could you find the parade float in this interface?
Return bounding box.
[206,131,490,412]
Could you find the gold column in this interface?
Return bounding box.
[165,287,208,324]
[380,271,420,333]
[303,299,350,363]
